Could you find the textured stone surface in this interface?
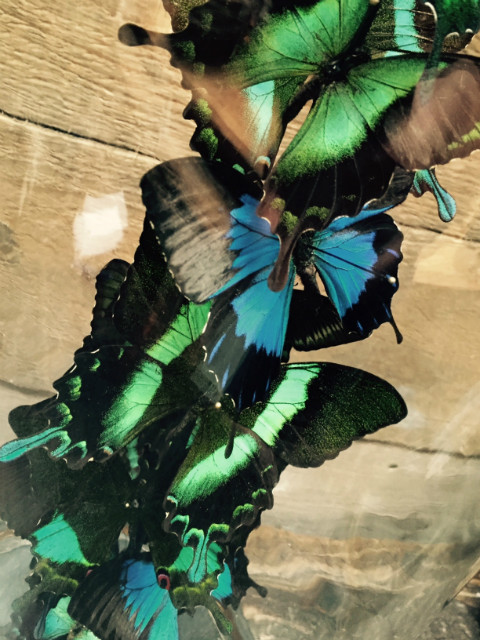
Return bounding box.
[418,601,480,640]
[0,114,160,391]
[0,0,192,160]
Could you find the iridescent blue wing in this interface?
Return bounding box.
[69,542,238,640]
[69,555,179,640]
[308,203,404,342]
[143,158,294,407]
[203,194,295,407]
[412,169,456,222]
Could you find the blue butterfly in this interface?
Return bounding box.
[67,546,242,640]
[69,555,179,640]
[143,158,404,408]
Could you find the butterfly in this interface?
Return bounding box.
[4,356,405,640]
[0,226,407,640]
[0,221,215,469]
[0,442,236,640]
[67,541,245,640]
[0,377,252,639]
[121,0,479,235]
[66,351,407,640]
[0,350,407,640]
[143,157,404,407]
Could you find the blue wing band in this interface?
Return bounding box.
[310,204,403,342]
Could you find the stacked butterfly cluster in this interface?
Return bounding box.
[1,0,480,638]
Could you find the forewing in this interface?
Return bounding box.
[382,56,480,170]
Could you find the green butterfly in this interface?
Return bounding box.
[0,223,407,640]
[0,221,213,468]
[1,358,406,640]
[121,0,479,232]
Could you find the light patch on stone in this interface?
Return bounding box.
[73,192,127,258]
[414,235,480,290]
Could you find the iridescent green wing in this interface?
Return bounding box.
[23,595,99,640]
[0,228,211,468]
[164,362,406,588]
[0,443,137,639]
[264,362,407,467]
[0,445,134,562]
[184,0,372,180]
[263,2,480,228]
[0,307,210,468]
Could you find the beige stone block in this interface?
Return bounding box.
[0,114,178,391]
[0,0,193,159]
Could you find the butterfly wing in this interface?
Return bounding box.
[0,445,139,640]
[382,55,480,170]
[113,219,186,348]
[0,443,134,559]
[282,288,358,358]
[68,514,241,640]
[255,362,407,468]
[307,202,404,342]
[80,259,129,352]
[143,157,295,407]
[412,168,456,222]
[33,596,99,640]
[165,362,406,590]
[0,231,211,467]
[424,0,479,68]
[68,555,179,640]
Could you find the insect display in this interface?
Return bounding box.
[1,0,480,638]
